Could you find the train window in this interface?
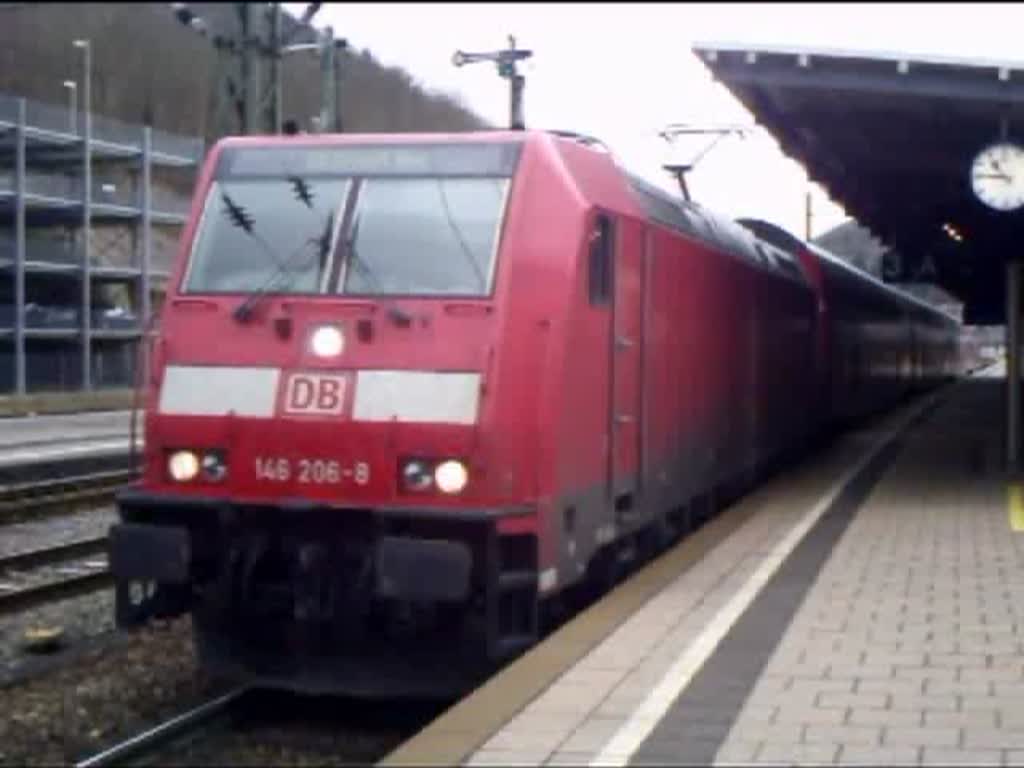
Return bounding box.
[183,178,351,294]
[588,214,614,305]
[338,177,509,297]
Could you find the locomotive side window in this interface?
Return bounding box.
[588,214,614,306]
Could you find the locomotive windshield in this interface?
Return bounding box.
[341,177,507,296]
[185,178,348,294]
[182,142,520,298]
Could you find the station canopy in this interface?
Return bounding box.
[693,42,1024,324]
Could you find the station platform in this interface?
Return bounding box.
[0,410,137,470]
[382,364,1018,766]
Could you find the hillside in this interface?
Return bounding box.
[0,2,488,145]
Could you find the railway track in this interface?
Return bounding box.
[0,432,142,521]
[71,686,438,767]
[73,687,250,768]
[0,535,111,616]
[0,467,138,521]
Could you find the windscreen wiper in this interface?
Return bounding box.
[342,217,413,328]
[233,210,335,323]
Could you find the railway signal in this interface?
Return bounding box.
[452,35,533,130]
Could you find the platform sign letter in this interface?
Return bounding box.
[284,373,347,416]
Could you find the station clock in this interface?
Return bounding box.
[970,141,1024,212]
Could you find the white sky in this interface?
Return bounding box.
[289,2,1024,241]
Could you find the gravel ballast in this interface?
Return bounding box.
[0,615,225,766]
[0,508,116,559]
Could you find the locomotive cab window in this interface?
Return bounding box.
[589,214,614,305]
[339,177,509,297]
[182,142,520,298]
[184,178,351,294]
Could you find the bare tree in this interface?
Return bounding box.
[0,2,489,145]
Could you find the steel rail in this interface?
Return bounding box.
[73,687,252,768]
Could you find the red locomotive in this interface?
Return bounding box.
[110,130,960,696]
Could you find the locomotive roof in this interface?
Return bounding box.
[741,219,959,324]
[622,172,806,283]
[544,129,958,325]
[807,239,960,323]
[207,130,956,325]
[613,154,959,325]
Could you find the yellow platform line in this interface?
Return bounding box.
[1009,483,1024,532]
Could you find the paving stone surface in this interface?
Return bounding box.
[468,370,1013,767]
[715,372,1012,766]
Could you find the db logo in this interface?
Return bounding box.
[283,373,347,416]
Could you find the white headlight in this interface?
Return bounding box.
[310,325,344,357]
[168,450,200,482]
[434,459,469,494]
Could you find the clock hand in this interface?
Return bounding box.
[976,172,1012,181]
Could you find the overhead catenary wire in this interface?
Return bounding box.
[168,2,344,135]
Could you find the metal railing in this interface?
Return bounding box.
[0,170,192,214]
[1,90,201,395]
[0,304,140,332]
[0,91,204,161]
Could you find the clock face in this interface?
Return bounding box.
[971,142,1024,212]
